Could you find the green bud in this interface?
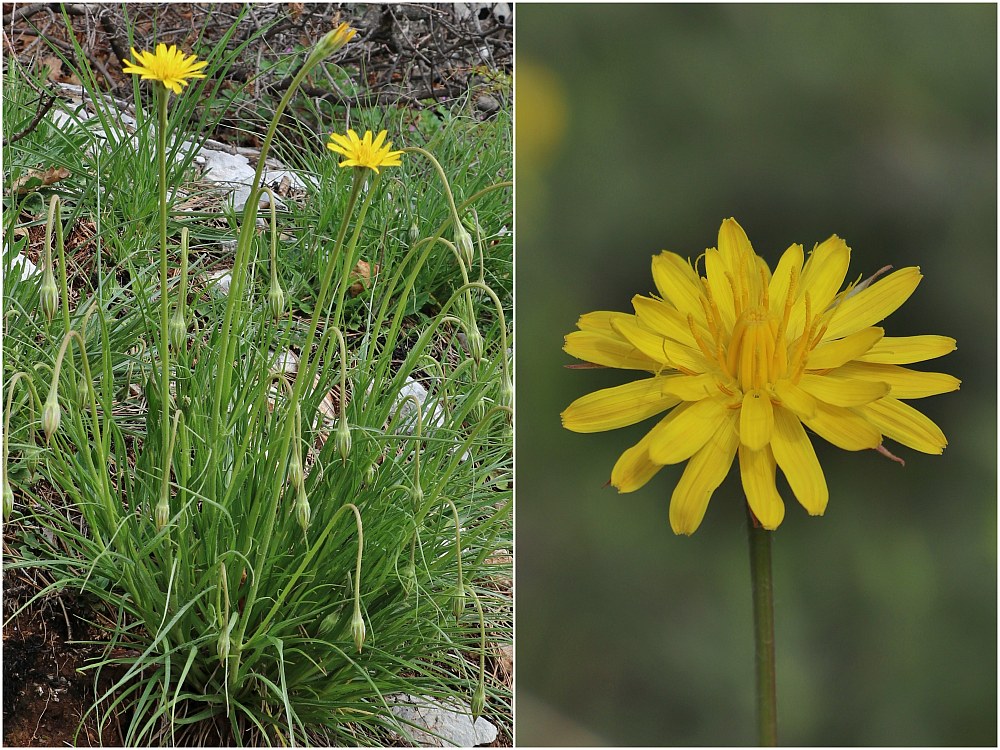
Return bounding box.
[455,226,475,268]
[411,484,424,508]
[41,394,60,441]
[334,419,351,463]
[3,475,14,519]
[499,374,512,409]
[154,498,169,531]
[400,562,416,597]
[76,377,92,408]
[466,324,483,363]
[318,611,338,636]
[217,626,230,662]
[25,448,40,476]
[471,682,486,721]
[168,309,187,351]
[267,281,285,320]
[363,461,377,486]
[288,448,304,490]
[39,273,59,323]
[295,484,311,532]
[408,220,420,244]
[452,580,466,620]
[350,606,366,653]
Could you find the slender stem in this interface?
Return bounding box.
[747,507,777,746]
[156,87,171,493]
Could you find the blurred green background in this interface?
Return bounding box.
[515,4,996,746]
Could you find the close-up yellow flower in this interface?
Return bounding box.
[123,43,207,94]
[561,218,959,535]
[326,129,404,173]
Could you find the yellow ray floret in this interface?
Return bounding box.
[562,217,959,535]
[123,44,207,94]
[326,129,404,173]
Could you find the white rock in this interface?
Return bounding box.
[389,694,498,747]
[205,269,232,295]
[10,254,39,280]
[269,349,299,375]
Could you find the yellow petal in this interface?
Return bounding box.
[632,295,700,348]
[797,372,890,407]
[857,335,957,364]
[717,217,753,272]
[612,316,708,373]
[791,236,850,337]
[611,427,665,493]
[824,267,922,341]
[564,330,660,371]
[773,379,817,419]
[801,401,881,451]
[740,389,774,450]
[704,248,736,330]
[768,244,803,318]
[860,397,948,454]
[771,407,828,516]
[561,378,680,433]
[739,444,785,530]
[669,415,739,535]
[831,362,961,399]
[576,310,623,333]
[648,398,731,464]
[650,251,707,320]
[806,327,884,370]
[660,372,720,401]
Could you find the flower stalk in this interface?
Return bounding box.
[747,509,777,746]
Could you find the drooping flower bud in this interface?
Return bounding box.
[168,308,187,351]
[294,484,311,532]
[39,273,59,324]
[267,280,285,320]
[400,562,416,597]
[408,220,420,244]
[217,625,230,662]
[3,475,14,520]
[154,497,169,531]
[471,682,486,722]
[318,611,338,636]
[350,606,366,653]
[41,394,61,441]
[466,323,484,364]
[455,226,475,269]
[334,419,351,463]
[452,580,466,620]
[288,446,304,490]
[363,461,377,486]
[76,377,92,408]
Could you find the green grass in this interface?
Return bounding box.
[4,10,511,746]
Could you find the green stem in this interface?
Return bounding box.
[747,507,777,746]
[156,86,171,496]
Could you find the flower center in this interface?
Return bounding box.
[726,308,786,392]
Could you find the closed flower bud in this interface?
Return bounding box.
[350,607,366,653]
[408,221,420,244]
[363,462,377,486]
[499,374,512,409]
[318,611,338,636]
[154,498,169,530]
[267,281,285,320]
[168,308,187,351]
[288,448,304,490]
[471,682,486,721]
[25,449,40,476]
[76,377,92,407]
[217,627,230,662]
[455,226,475,268]
[295,485,311,531]
[452,581,466,620]
[41,395,60,441]
[40,274,59,323]
[411,484,424,508]
[466,324,483,363]
[334,420,351,463]
[400,562,416,597]
[3,476,14,519]
[315,22,357,59]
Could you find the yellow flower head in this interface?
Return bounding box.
[316,22,358,56]
[123,43,207,95]
[562,218,959,536]
[326,129,404,174]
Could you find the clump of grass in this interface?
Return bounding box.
[4,11,511,746]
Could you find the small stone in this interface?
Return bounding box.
[389,694,498,747]
[476,94,500,116]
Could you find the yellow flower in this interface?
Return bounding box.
[123,43,207,94]
[561,218,959,535]
[315,22,357,57]
[326,129,404,173]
